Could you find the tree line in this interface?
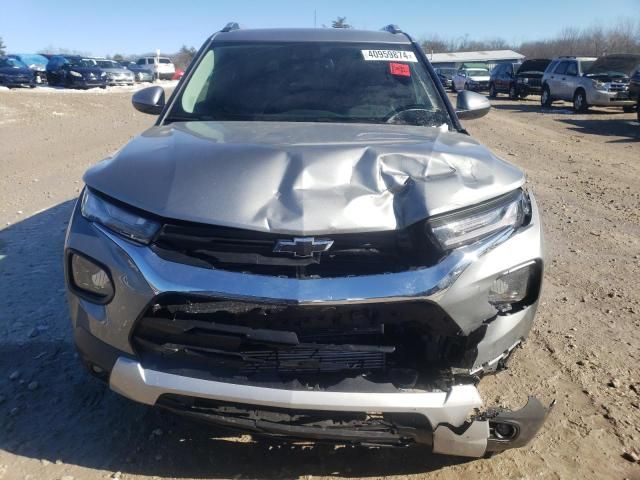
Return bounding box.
[420,20,640,58]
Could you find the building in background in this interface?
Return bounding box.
[427,50,525,71]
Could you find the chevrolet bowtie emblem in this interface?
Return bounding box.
[273,237,334,258]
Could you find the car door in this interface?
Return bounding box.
[455,70,465,90]
[549,61,568,99]
[493,65,504,91]
[562,61,579,99]
[52,57,65,83]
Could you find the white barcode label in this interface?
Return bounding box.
[361,50,418,62]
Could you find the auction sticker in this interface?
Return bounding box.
[361,50,418,62]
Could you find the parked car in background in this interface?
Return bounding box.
[541,55,640,112]
[629,68,640,121]
[124,61,155,82]
[513,59,551,98]
[65,25,549,458]
[0,56,35,88]
[490,60,551,99]
[489,63,521,99]
[435,67,456,89]
[452,67,490,92]
[46,55,107,89]
[132,56,175,80]
[7,53,49,84]
[95,59,135,86]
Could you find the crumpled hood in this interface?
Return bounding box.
[84,121,524,235]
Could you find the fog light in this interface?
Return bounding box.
[70,253,114,300]
[488,261,535,311]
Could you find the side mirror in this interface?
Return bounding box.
[456,90,491,120]
[132,86,165,115]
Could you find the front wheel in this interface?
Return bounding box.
[573,90,588,113]
[622,105,635,113]
[489,83,497,98]
[509,84,518,100]
[541,86,552,107]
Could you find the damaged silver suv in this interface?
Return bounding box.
[64,24,549,458]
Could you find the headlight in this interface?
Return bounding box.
[428,190,530,250]
[100,72,107,77]
[69,70,82,77]
[592,80,608,91]
[80,189,160,244]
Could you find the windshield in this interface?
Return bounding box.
[0,57,28,68]
[466,69,489,76]
[68,57,96,68]
[97,60,119,68]
[168,42,451,128]
[15,54,48,66]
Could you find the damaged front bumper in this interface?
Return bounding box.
[65,191,547,457]
[110,356,550,456]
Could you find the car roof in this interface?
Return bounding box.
[212,27,412,45]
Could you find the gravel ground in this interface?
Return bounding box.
[0,87,639,480]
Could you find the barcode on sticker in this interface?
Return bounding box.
[361,50,418,62]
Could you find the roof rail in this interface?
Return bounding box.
[381,24,402,34]
[221,22,240,32]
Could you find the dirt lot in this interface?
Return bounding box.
[0,86,639,480]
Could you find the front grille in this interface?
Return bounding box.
[132,295,471,387]
[151,222,441,279]
[608,83,629,92]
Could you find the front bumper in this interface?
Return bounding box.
[107,77,135,85]
[588,89,636,107]
[110,356,549,456]
[70,78,107,88]
[65,193,546,456]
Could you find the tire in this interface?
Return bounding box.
[451,81,457,93]
[622,105,635,113]
[573,89,588,113]
[464,82,470,91]
[541,86,553,107]
[637,102,640,123]
[509,84,518,100]
[489,83,497,98]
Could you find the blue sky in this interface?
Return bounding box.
[3,0,639,56]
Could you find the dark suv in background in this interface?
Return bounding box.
[46,55,107,88]
[435,67,456,89]
[489,63,521,99]
[490,59,550,99]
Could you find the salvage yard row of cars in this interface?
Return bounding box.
[0,53,180,89]
[436,53,640,119]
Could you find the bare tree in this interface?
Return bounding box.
[0,36,6,56]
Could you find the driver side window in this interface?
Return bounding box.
[566,62,578,76]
